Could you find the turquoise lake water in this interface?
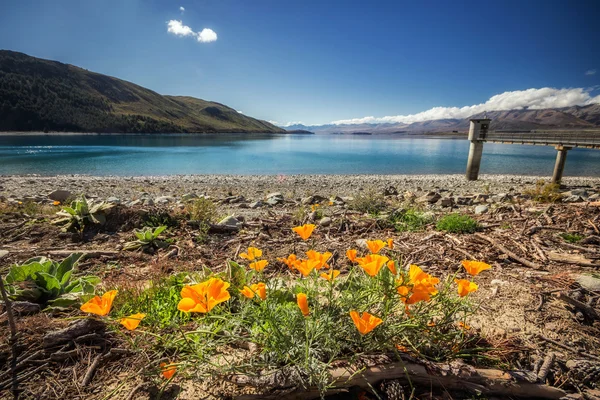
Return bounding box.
[0,133,599,176]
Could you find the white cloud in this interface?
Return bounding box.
[331,87,600,125]
[237,110,243,114]
[167,20,195,37]
[197,28,217,43]
[586,69,597,76]
[179,6,185,13]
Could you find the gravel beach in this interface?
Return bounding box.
[1,174,600,205]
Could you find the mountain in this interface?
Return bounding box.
[287,104,600,134]
[0,50,284,133]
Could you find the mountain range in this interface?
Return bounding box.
[0,50,284,133]
[284,104,600,134]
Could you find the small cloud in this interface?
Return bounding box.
[267,120,279,125]
[167,20,195,37]
[585,69,597,76]
[237,110,243,114]
[197,28,217,43]
[179,6,185,13]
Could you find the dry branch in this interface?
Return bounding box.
[553,292,599,320]
[547,252,599,267]
[232,360,566,400]
[43,319,106,348]
[474,233,541,269]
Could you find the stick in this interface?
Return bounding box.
[81,354,103,387]
[553,292,599,320]
[474,233,541,269]
[530,240,548,262]
[537,353,555,383]
[547,252,599,268]
[0,250,19,399]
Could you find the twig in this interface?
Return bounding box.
[474,233,541,269]
[588,219,600,235]
[553,292,599,320]
[0,250,19,399]
[81,354,103,387]
[537,353,555,383]
[530,240,548,262]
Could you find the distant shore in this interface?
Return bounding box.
[1,174,599,204]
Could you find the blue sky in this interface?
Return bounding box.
[1,0,599,125]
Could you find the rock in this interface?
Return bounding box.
[319,217,332,227]
[474,205,489,214]
[302,195,327,205]
[383,186,398,196]
[218,215,242,228]
[238,203,249,208]
[48,190,72,202]
[575,274,600,291]
[490,279,508,286]
[417,192,441,204]
[266,197,282,206]
[567,189,589,198]
[106,196,121,204]
[224,195,246,204]
[1,301,41,316]
[266,192,284,200]
[249,200,264,209]
[454,196,473,206]
[332,196,345,205]
[128,199,142,207]
[142,198,155,206]
[588,193,600,201]
[491,193,512,202]
[438,197,454,207]
[182,193,199,202]
[563,195,584,203]
[474,193,489,203]
[155,196,175,204]
[308,211,318,221]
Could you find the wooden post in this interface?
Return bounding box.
[551,146,570,184]
[466,119,490,181]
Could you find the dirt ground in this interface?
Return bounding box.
[1,192,599,400]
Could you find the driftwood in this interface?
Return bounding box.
[474,233,541,269]
[553,292,599,320]
[43,318,106,348]
[547,251,599,267]
[232,360,567,400]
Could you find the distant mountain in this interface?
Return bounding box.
[287,104,600,134]
[0,50,284,133]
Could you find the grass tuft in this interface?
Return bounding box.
[436,213,479,234]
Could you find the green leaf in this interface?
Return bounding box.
[228,260,246,288]
[36,272,61,295]
[153,225,167,238]
[47,296,79,308]
[89,212,106,225]
[56,253,83,282]
[144,229,154,242]
[134,230,145,241]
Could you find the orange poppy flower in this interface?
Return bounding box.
[241,282,267,300]
[395,344,409,352]
[320,270,340,282]
[346,249,358,263]
[458,321,471,330]
[177,277,230,313]
[297,293,309,316]
[240,247,262,261]
[249,260,268,272]
[366,239,386,254]
[427,321,436,327]
[461,260,492,276]
[306,250,332,270]
[311,204,320,212]
[349,311,383,335]
[277,254,297,270]
[455,279,478,297]
[293,259,320,277]
[358,254,389,277]
[387,238,394,249]
[292,224,316,240]
[53,200,61,206]
[396,265,440,305]
[80,290,118,316]
[160,362,177,379]
[387,260,397,275]
[120,313,146,331]
[328,201,334,206]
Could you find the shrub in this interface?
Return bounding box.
[143,211,181,228]
[436,213,479,234]
[349,190,387,215]
[561,232,583,243]
[523,180,562,203]
[4,253,100,307]
[389,208,431,232]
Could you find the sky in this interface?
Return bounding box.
[1,0,599,126]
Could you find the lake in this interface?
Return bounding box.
[0,133,599,176]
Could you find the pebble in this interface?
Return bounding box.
[474,205,489,214]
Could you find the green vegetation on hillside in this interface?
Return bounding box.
[0,50,284,133]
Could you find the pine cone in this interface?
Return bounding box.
[379,379,405,400]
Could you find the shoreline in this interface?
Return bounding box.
[1,174,599,204]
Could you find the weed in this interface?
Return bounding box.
[186,197,217,223]
[53,196,114,233]
[389,208,431,232]
[123,226,169,252]
[349,190,387,215]
[561,232,583,243]
[523,180,562,203]
[436,213,479,234]
[143,211,181,228]
[4,253,100,307]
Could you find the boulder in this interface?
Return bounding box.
[48,190,72,202]
[319,217,332,227]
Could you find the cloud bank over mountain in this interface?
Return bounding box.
[328,87,600,126]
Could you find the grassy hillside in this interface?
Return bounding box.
[0,50,284,133]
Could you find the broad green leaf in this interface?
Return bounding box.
[144,229,154,242]
[228,260,246,288]
[47,296,79,308]
[153,226,167,238]
[36,272,61,295]
[56,253,83,282]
